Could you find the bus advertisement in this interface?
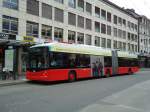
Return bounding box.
[26,42,139,82]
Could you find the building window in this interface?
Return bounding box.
[54,27,63,42]
[128,43,130,51]
[95,7,100,18]
[135,35,137,42]
[78,16,84,28]
[26,21,39,37]
[85,34,91,45]
[107,39,111,48]
[123,43,126,51]
[135,24,137,31]
[2,15,18,35]
[135,45,137,52]
[128,21,131,29]
[131,23,134,30]
[131,34,134,41]
[77,32,84,44]
[113,40,117,49]
[86,18,92,30]
[55,0,63,4]
[107,25,111,35]
[78,0,84,12]
[41,25,52,39]
[42,3,52,20]
[68,12,76,26]
[123,31,126,39]
[101,9,106,20]
[86,2,92,14]
[123,19,126,27]
[95,36,100,46]
[27,0,39,16]
[118,41,122,50]
[68,30,75,43]
[113,15,117,24]
[3,0,18,10]
[54,8,64,23]
[118,17,122,26]
[113,28,117,37]
[107,12,111,22]
[101,23,106,34]
[68,0,76,8]
[118,29,122,38]
[101,38,106,48]
[128,33,130,40]
[95,22,100,32]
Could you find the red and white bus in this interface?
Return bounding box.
[26,42,139,82]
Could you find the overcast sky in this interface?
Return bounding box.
[110,0,150,18]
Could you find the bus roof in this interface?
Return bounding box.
[31,42,137,58]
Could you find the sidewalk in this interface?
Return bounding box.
[0,76,27,87]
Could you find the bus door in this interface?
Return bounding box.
[112,50,118,75]
[91,56,104,77]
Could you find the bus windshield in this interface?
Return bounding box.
[27,47,48,71]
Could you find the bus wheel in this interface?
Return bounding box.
[105,69,111,78]
[128,69,133,75]
[68,72,76,82]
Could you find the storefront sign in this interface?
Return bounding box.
[4,49,14,71]
[0,33,8,39]
[23,36,34,43]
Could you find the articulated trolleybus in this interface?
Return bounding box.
[26,42,139,82]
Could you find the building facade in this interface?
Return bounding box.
[138,16,150,67]
[0,0,138,76]
[126,9,150,68]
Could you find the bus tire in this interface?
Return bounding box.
[105,69,111,78]
[128,68,133,75]
[68,71,76,82]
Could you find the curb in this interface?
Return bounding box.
[0,80,27,87]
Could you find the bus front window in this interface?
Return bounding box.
[28,47,48,71]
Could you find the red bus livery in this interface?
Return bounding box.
[26,42,139,82]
